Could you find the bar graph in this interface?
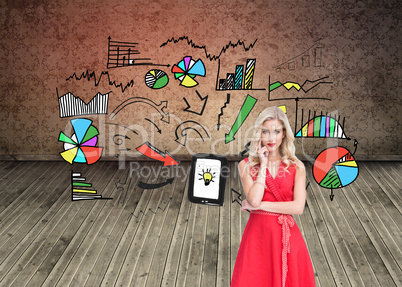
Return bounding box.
[215,59,265,91]
[107,36,169,69]
[71,171,112,201]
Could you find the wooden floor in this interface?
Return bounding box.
[0,160,400,287]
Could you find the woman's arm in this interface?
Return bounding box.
[238,159,267,207]
[241,161,307,215]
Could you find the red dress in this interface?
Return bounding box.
[231,159,316,287]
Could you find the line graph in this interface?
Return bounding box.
[66,70,134,93]
[273,38,323,72]
[160,36,258,61]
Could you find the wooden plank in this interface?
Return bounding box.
[364,162,402,213]
[174,200,198,286]
[80,162,148,287]
[4,162,114,286]
[159,171,192,286]
[129,165,182,287]
[0,161,20,182]
[349,164,402,286]
[200,205,220,287]
[184,203,208,287]
[0,161,62,251]
[229,162,242,279]
[0,162,94,286]
[101,162,162,287]
[0,161,39,213]
[34,163,125,287]
[0,162,72,283]
[381,162,402,189]
[340,184,397,286]
[113,163,169,287]
[145,163,190,287]
[305,162,351,287]
[216,167,231,287]
[331,182,381,286]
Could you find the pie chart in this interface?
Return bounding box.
[313,146,358,189]
[145,69,169,89]
[58,118,103,165]
[171,56,206,88]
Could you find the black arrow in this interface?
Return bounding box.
[145,118,162,134]
[183,90,208,116]
[137,177,174,189]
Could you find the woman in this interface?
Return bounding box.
[231,107,315,287]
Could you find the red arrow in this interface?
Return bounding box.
[136,142,179,166]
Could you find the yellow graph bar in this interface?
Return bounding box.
[244,59,256,89]
[73,189,97,194]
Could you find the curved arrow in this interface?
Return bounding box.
[174,120,210,146]
[136,141,179,166]
[145,118,162,134]
[138,178,174,189]
[109,97,170,123]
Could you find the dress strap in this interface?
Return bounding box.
[251,210,295,287]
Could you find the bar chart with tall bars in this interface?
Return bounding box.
[216,59,265,91]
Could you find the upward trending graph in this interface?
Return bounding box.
[216,59,265,91]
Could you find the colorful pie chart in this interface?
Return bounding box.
[145,69,169,89]
[313,146,358,189]
[171,56,206,88]
[58,118,103,165]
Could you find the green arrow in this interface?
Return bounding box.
[225,94,257,144]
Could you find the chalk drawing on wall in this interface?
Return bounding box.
[136,141,180,166]
[296,111,350,139]
[66,70,134,93]
[216,59,265,91]
[225,94,257,144]
[71,171,112,201]
[268,76,333,97]
[109,97,170,123]
[313,141,359,201]
[239,142,251,156]
[113,134,131,145]
[278,105,287,114]
[138,178,174,189]
[171,56,206,88]
[145,118,162,134]
[59,119,103,165]
[145,69,169,89]
[183,90,208,116]
[273,38,323,72]
[57,90,109,118]
[107,36,169,69]
[175,120,210,146]
[104,122,139,135]
[217,93,230,131]
[160,36,258,61]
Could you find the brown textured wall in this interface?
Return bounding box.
[0,0,401,159]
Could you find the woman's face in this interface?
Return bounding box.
[260,119,285,154]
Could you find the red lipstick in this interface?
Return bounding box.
[267,143,276,147]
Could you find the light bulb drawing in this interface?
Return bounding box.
[199,168,216,186]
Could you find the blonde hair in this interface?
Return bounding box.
[247,106,300,174]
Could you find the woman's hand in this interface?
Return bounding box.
[257,139,269,166]
[241,199,259,211]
